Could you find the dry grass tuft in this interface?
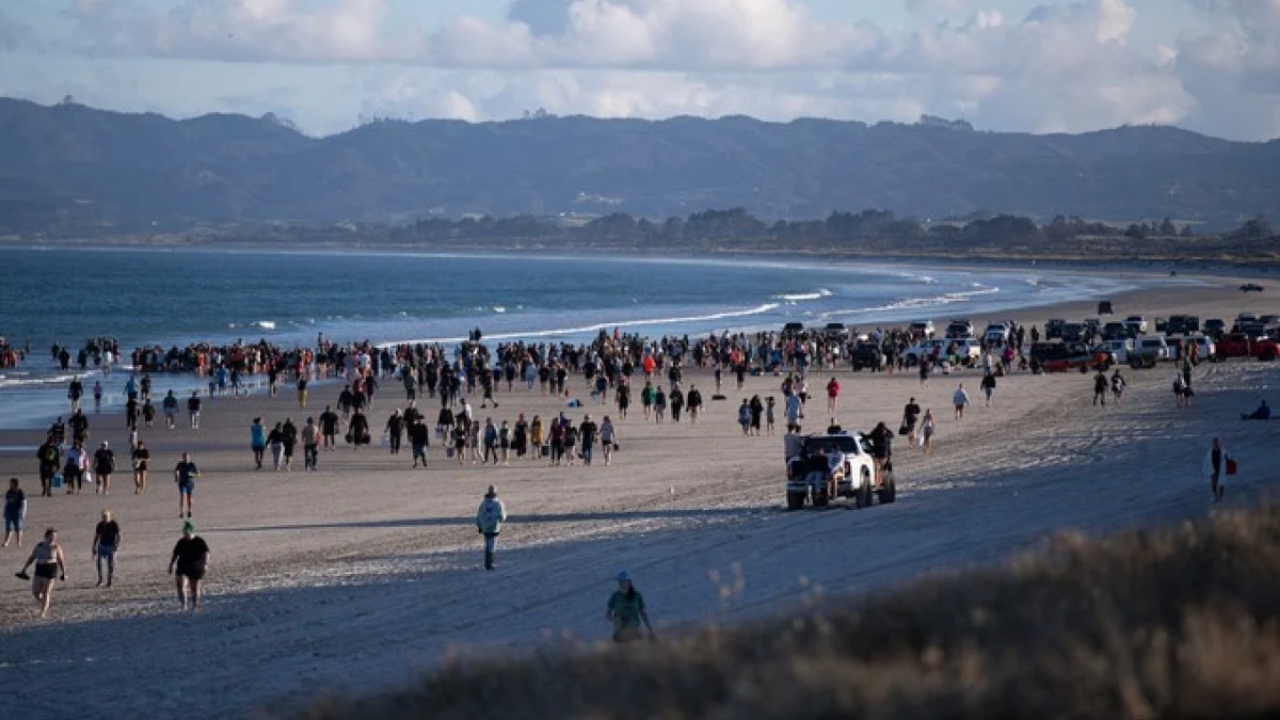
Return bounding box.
[287,506,1280,720]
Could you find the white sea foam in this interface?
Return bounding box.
[379,303,782,348]
[774,288,833,303]
[254,321,277,331]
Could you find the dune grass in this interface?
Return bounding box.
[290,506,1280,720]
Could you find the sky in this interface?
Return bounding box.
[0,0,1277,140]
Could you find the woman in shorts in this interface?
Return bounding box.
[920,409,936,453]
[18,527,66,618]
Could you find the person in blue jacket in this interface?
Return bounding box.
[476,485,507,571]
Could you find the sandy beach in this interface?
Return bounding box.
[1,271,1278,720]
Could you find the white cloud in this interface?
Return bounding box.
[8,0,1278,140]
[150,0,425,62]
[1173,0,1280,138]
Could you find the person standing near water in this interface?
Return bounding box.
[168,520,209,611]
[953,384,970,420]
[476,485,507,571]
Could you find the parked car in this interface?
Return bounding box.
[1203,318,1227,339]
[1103,321,1136,340]
[904,338,982,366]
[1216,333,1280,361]
[909,320,935,338]
[824,322,849,339]
[1061,323,1086,343]
[1124,315,1149,334]
[1045,319,1067,339]
[782,322,805,335]
[984,324,1010,345]
[1177,334,1217,362]
[1098,301,1114,315]
[945,319,974,339]
[1132,335,1173,364]
[1099,338,1135,365]
[1030,342,1111,373]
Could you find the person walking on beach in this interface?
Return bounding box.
[408,418,429,469]
[902,397,921,448]
[131,440,150,494]
[3,478,26,548]
[980,371,996,408]
[1111,369,1126,405]
[163,390,179,430]
[319,406,340,451]
[92,509,121,587]
[17,527,66,619]
[476,485,507,571]
[93,381,103,414]
[93,441,115,495]
[174,452,200,518]
[1093,369,1109,406]
[825,377,841,414]
[65,440,88,495]
[607,571,655,643]
[600,416,617,466]
[68,377,84,412]
[920,409,936,453]
[303,417,321,471]
[36,438,60,497]
[579,414,598,466]
[1203,437,1230,502]
[169,520,209,611]
[385,409,404,455]
[187,391,202,430]
[953,384,970,420]
[281,418,298,472]
[250,417,267,470]
[267,422,285,470]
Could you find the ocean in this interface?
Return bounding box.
[0,246,1176,429]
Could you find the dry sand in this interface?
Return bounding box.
[0,272,1278,720]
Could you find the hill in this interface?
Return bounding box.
[2,98,1279,231]
[290,506,1280,720]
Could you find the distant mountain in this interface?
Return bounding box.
[1,97,1277,233]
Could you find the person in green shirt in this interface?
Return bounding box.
[607,570,655,642]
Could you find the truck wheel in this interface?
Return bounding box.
[854,471,872,509]
[786,492,806,511]
[1263,350,1278,362]
[877,476,897,504]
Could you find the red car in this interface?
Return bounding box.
[1216,333,1280,361]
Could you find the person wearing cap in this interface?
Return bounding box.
[475,485,507,571]
[607,571,655,642]
[169,520,210,611]
[93,441,116,495]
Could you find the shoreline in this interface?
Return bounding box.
[5,237,1280,276]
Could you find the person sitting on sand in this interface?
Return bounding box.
[1243,399,1271,421]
